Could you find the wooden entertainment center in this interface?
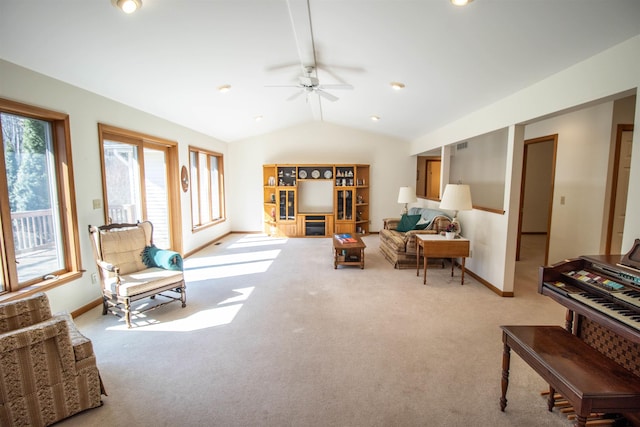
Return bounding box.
[263,164,369,237]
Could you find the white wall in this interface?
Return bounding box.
[525,102,614,263]
[228,121,414,233]
[410,35,640,293]
[448,128,508,210]
[1,59,230,313]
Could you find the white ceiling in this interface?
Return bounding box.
[1,0,639,143]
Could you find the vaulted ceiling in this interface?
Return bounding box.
[1,0,639,143]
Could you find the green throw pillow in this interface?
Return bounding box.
[396,214,421,232]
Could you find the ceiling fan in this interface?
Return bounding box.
[266,65,353,102]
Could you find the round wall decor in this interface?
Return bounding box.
[181,165,189,192]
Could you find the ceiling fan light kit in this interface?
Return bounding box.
[266,65,352,103]
[112,0,142,14]
[450,0,474,6]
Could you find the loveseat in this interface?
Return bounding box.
[379,207,452,269]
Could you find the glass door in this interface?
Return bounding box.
[100,130,174,249]
[278,188,296,221]
[336,189,353,221]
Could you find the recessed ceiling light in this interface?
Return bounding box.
[450,0,474,6]
[218,84,231,93]
[112,0,142,14]
[370,115,380,122]
[254,115,263,122]
[390,82,405,90]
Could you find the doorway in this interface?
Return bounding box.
[516,135,557,266]
[606,124,634,254]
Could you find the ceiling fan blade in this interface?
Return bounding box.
[318,84,353,90]
[316,89,339,102]
[265,62,302,72]
[265,85,301,88]
[287,90,305,101]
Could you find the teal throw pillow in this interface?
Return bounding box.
[396,214,421,232]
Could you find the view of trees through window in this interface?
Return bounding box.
[1,112,64,288]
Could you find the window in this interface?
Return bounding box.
[189,147,225,229]
[0,98,81,295]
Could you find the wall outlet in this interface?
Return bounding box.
[91,273,97,284]
[469,249,473,258]
[92,199,102,209]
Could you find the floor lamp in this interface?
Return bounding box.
[439,184,472,235]
[397,186,417,216]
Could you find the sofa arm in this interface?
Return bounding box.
[56,312,95,362]
[383,218,401,230]
[432,216,452,233]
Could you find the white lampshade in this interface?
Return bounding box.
[440,184,472,235]
[397,186,417,215]
[397,186,417,204]
[439,184,472,212]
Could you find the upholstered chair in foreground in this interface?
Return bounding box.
[0,292,105,426]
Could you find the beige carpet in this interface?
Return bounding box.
[63,233,572,427]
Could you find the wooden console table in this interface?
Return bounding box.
[500,325,640,427]
[416,234,469,285]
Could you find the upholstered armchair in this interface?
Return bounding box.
[0,293,105,426]
[88,221,186,328]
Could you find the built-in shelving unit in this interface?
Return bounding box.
[263,164,370,237]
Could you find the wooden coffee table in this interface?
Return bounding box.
[333,234,366,269]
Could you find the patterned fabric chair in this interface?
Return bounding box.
[88,221,186,328]
[0,293,105,426]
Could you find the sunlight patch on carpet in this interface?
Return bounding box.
[106,287,255,331]
[185,249,280,280]
[228,236,288,249]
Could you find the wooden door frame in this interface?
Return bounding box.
[516,134,558,265]
[605,124,634,254]
[97,124,182,253]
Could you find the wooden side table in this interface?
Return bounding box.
[333,234,366,269]
[416,234,470,285]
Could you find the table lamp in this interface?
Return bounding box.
[439,184,472,235]
[397,186,417,215]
